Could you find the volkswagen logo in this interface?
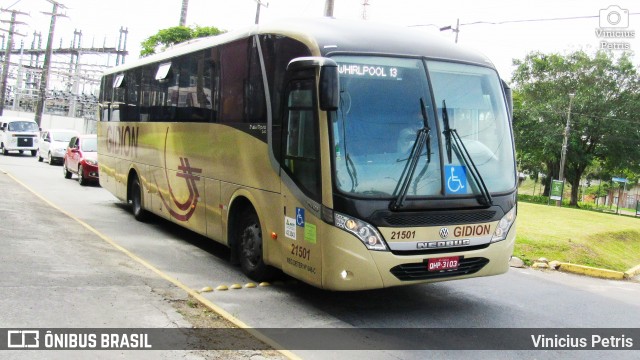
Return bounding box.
[439,228,449,239]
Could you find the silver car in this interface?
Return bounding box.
[37,129,79,165]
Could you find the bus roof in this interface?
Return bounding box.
[103,18,496,76]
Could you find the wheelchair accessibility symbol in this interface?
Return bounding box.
[445,165,467,195]
[296,207,305,227]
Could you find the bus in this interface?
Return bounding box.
[97,18,517,291]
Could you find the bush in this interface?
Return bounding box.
[518,194,549,204]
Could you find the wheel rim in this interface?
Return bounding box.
[48,153,52,163]
[78,168,83,182]
[241,223,261,269]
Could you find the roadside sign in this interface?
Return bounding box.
[550,180,564,201]
[612,177,627,183]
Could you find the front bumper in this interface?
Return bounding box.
[320,222,516,291]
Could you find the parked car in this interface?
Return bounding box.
[38,129,79,165]
[63,134,99,186]
[0,116,40,156]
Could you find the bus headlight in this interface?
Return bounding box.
[491,207,516,243]
[334,212,387,251]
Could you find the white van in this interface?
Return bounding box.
[0,116,40,156]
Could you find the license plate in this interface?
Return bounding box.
[427,256,460,271]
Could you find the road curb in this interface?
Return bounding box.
[556,262,625,280]
[624,264,640,279]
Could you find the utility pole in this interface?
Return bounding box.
[324,0,334,17]
[254,0,268,24]
[439,19,460,43]
[0,9,27,116]
[179,0,189,26]
[556,92,575,207]
[34,0,67,127]
[362,0,369,20]
[116,26,128,66]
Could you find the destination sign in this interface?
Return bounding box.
[337,63,402,79]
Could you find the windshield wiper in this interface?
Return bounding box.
[345,153,359,192]
[442,100,493,206]
[390,98,431,211]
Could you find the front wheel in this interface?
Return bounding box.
[78,166,87,186]
[237,209,276,282]
[130,176,149,222]
[31,150,37,157]
[37,150,43,162]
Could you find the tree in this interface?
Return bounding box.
[512,50,640,206]
[140,25,225,57]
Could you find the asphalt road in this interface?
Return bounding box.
[0,152,639,359]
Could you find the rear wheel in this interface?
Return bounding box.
[237,209,276,282]
[131,176,149,222]
[48,152,54,165]
[63,161,72,179]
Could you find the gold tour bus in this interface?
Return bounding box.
[97,18,517,291]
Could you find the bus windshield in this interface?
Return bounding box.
[332,56,515,199]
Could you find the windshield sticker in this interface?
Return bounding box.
[285,217,297,240]
[445,165,468,195]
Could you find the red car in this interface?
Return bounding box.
[63,134,99,186]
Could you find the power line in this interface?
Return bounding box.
[461,13,640,26]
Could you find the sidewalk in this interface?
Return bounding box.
[0,171,277,359]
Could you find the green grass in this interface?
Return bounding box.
[515,202,640,271]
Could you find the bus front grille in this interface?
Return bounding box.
[390,257,489,281]
[374,210,497,227]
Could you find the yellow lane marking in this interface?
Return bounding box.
[3,170,301,360]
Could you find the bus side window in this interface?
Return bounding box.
[282,79,320,200]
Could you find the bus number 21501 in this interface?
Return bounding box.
[390,231,416,240]
[291,244,311,261]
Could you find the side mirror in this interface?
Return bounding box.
[319,65,339,111]
[287,57,340,111]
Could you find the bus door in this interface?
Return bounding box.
[279,74,323,287]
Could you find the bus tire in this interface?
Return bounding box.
[130,176,149,222]
[237,209,276,282]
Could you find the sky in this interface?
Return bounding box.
[2,0,639,80]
